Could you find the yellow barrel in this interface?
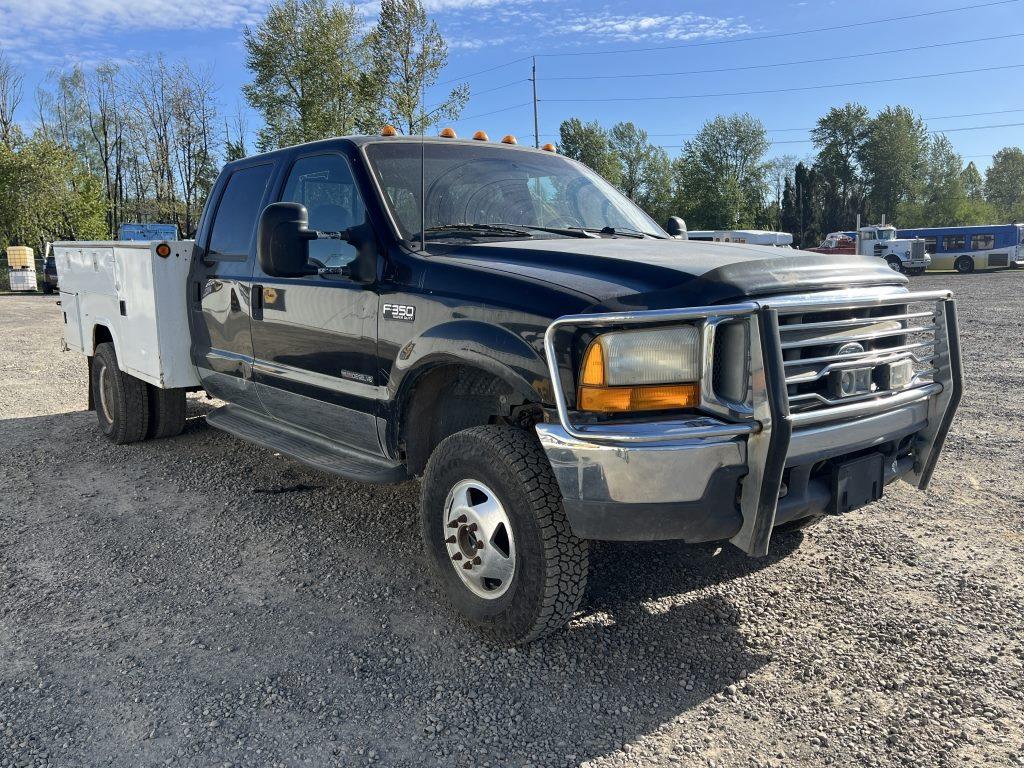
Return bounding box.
[6,246,34,269]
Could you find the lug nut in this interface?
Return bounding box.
[445,536,456,544]
[467,523,477,532]
[462,561,473,570]
[472,556,481,565]
[452,553,462,561]
[475,541,484,550]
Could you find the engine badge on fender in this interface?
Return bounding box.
[382,303,415,321]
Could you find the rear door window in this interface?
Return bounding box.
[207,163,274,259]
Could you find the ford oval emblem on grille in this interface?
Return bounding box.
[836,342,865,357]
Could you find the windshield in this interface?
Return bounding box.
[878,228,896,241]
[364,141,665,242]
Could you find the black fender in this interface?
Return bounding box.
[382,319,553,458]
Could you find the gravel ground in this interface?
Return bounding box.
[1,272,1022,768]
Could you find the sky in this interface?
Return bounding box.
[1,0,1022,170]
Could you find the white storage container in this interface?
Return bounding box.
[8,268,38,292]
[6,246,34,269]
[54,241,201,389]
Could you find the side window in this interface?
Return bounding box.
[945,234,965,250]
[971,233,994,250]
[207,164,274,258]
[281,154,367,269]
[923,236,937,253]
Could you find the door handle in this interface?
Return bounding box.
[251,284,263,321]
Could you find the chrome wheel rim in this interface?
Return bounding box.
[97,361,114,423]
[443,479,516,600]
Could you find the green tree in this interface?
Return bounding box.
[858,105,929,222]
[812,103,869,233]
[985,147,1024,221]
[558,118,620,184]
[672,113,769,229]
[609,121,651,201]
[961,161,984,200]
[367,0,467,135]
[243,0,378,150]
[637,146,674,227]
[0,135,106,253]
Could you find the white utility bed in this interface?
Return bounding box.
[54,240,201,389]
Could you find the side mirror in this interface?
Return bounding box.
[257,202,318,278]
[665,216,688,240]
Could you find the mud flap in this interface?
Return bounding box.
[731,307,792,557]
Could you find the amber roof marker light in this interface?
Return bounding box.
[381,125,398,136]
[541,143,556,152]
[439,127,457,138]
[472,130,489,141]
[501,135,518,145]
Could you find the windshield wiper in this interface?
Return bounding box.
[490,223,597,239]
[422,223,532,238]
[587,226,664,240]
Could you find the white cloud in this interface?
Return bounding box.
[0,0,270,60]
[561,11,753,43]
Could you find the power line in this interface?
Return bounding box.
[437,0,1021,85]
[539,33,1024,82]
[541,63,1024,103]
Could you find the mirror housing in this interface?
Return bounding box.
[257,202,318,278]
[665,216,688,240]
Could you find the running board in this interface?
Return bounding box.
[206,405,408,485]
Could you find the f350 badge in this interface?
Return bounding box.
[382,303,416,321]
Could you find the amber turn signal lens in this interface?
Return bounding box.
[381,125,398,136]
[472,130,489,141]
[501,134,517,145]
[439,127,457,138]
[155,243,171,258]
[580,340,605,386]
[541,143,556,152]
[578,383,700,413]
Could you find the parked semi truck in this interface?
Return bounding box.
[808,224,931,275]
[54,131,963,643]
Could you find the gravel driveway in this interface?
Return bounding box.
[1,272,1022,768]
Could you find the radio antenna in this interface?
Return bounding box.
[419,80,427,254]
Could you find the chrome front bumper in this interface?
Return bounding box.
[537,290,963,556]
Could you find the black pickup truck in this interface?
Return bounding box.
[60,133,963,643]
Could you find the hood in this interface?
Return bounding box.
[434,237,907,309]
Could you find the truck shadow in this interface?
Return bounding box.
[2,407,799,768]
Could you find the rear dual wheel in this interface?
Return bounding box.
[421,426,589,644]
[91,342,186,443]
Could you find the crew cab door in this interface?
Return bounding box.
[249,151,384,456]
[189,161,275,413]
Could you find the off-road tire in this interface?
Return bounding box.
[91,342,149,444]
[146,386,186,439]
[421,425,589,644]
[955,256,975,274]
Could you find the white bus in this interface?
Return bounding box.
[897,224,1024,272]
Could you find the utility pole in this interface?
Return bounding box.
[531,57,539,148]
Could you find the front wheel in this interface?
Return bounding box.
[885,256,904,273]
[420,426,589,644]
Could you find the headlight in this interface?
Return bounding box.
[578,326,700,412]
